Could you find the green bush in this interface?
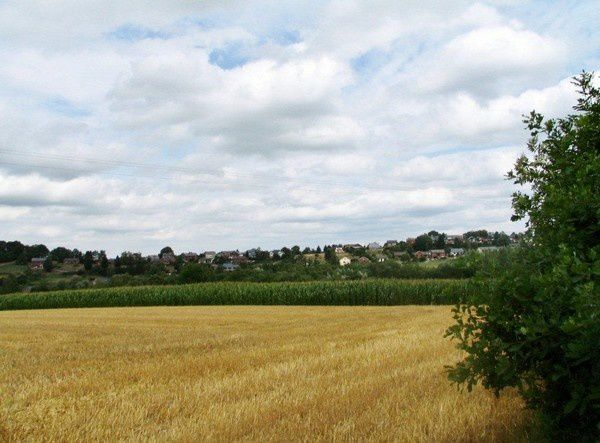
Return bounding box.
[446,72,600,441]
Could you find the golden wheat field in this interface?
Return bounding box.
[0,306,535,442]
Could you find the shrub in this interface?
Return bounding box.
[445,72,600,441]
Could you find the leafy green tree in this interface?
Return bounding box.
[159,246,174,258]
[174,255,184,272]
[0,240,25,262]
[43,256,53,272]
[28,244,49,258]
[280,247,292,260]
[100,251,109,271]
[179,263,214,283]
[413,234,433,251]
[49,247,73,263]
[83,251,94,272]
[323,246,337,265]
[445,72,600,441]
[15,251,28,265]
[435,233,446,249]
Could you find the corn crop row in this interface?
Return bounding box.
[0,279,483,310]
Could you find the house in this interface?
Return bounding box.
[449,248,465,257]
[414,251,430,260]
[147,254,160,262]
[245,248,259,260]
[339,257,351,266]
[334,246,344,254]
[222,262,240,272]
[477,246,501,253]
[384,240,398,248]
[358,256,370,265]
[29,257,46,270]
[63,257,80,265]
[182,252,198,263]
[343,243,363,250]
[217,250,239,260]
[270,250,282,258]
[232,255,251,265]
[368,242,382,250]
[200,251,216,264]
[374,253,387,263]
[406,237,416,245]
[161,252,176,265]
[445,235,463,246]
[430,249,446,259]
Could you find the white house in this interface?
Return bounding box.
[449,248,465,256]
[339,257,351,266]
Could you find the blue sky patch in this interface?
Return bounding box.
[209,43,252,70]
[43,98,90,118]
[109,24,168,41]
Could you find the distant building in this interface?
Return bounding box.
[147,255,160,262]
[368,242,382,250]
[406,238,416,245]
[384,240,398,248]
[358,256,370,265]
[339,257,351,266]
[445,235,463,246]
[430,249,446,259]
[63,258,80,265]
[182,252,198,263]
[217,251,239,260]
[200,251,216,264]
[245,248,259,260]
[232,255,251,265]
[222,262,240,272]
[29,257,46,270]
[477,246,501,253]
[449,248,465,257]
[414,251,430,260]
[374,253,387,263]
[334,246,344,254]
[161,252,176,265]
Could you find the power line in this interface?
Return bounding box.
[0,148,492,197]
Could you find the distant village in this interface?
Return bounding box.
[2,230,522,272]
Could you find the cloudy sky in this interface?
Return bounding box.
[0,0,598,255]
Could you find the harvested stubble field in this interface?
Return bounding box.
[0,306,535,442]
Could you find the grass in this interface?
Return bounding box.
[0,306,538,441]
[0,262,26,275]
[0,279,480,310]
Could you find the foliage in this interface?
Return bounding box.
[0,278,481,310]
[50,247,74,263]
[179,263,214,283]
[413,234,433,251]
[445,72,600,441]
[159,246,174,257]
[43,256,53,272]
[83,251,94,271]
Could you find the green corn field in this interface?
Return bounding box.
[0,279,483,310]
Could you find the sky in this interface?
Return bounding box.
[0,0,598,256]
